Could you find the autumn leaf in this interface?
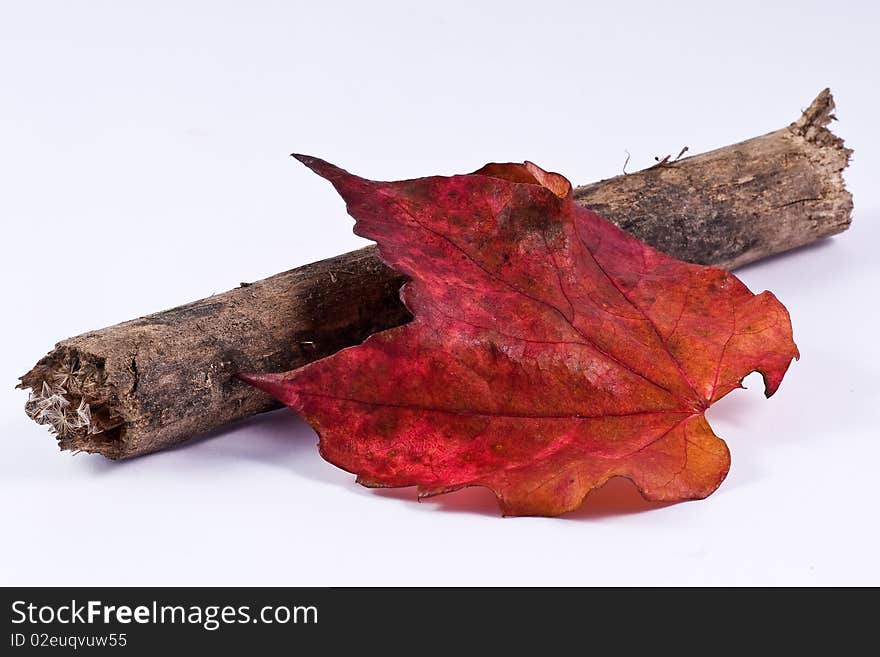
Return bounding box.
[241,156,799,516]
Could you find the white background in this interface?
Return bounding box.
[2,1,878,586]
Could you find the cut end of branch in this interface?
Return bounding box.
[791,88,852,156]
[782,88,854,239]
[18,348,127,459]
[797,88,835,127]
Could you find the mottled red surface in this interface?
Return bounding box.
[241,156,799,516]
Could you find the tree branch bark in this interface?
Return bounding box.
[19,89,852,459]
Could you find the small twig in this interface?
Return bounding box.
[622,150,631,175]
[653,146,688,168]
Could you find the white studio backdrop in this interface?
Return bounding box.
[1,0,878,585]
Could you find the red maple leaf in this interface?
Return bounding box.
[242,156,799,516]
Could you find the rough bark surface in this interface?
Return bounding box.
[20,250,411,459]
[19,89,852,459]
[575,88,851,270]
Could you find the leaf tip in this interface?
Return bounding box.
[290,153,370,195]
[760,363,794,399]
[235,370,262,385]
[236,371,290,401]
[290,152,327,171]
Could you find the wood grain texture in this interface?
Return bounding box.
[19,90,851,459]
